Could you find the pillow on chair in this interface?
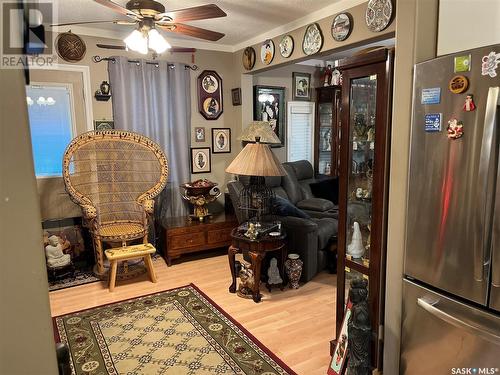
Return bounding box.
[272,196,311,219]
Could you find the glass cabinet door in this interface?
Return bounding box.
[345,75,377,267]
[317,102,333,175]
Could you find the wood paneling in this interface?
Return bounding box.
[49,253,336,375]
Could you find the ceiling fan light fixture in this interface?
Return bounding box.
[124,29,148,54]
[148,28,171,54]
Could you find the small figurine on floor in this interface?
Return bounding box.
[347,278,371,375]
[266,257,283,292]
[45,235,71,268]
[236,261,255,299]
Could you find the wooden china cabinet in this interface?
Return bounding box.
[335,48,394,370]
[314,86,341,177]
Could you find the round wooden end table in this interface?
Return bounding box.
[228,227,287,303]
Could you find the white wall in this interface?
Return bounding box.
[438,0,500,55]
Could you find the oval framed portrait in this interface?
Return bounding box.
[203,97,220,116]
[191,147,211,173]
[242,47,256,70]
[279,35,294,58]
[212,128,231,153]
[302,23,323,56]
[261,39,275,65]
[331,13,353,41]
[201,74,219,93]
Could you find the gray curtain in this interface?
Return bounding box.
[108,56,190,220]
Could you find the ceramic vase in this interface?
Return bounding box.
[285,254,303,289]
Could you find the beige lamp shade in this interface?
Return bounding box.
[238,121,281,144]
[225,142,287,176]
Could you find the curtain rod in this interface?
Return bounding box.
[92,55,198,70]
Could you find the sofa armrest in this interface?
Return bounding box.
[296,198,334,212]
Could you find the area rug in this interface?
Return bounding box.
[54,284,296,375]
[49,268,101,292]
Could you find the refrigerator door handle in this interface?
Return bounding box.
[417,297,500,345]
[474,86,500,281]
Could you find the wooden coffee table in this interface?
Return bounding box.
[162,213,237,265]
[228,227,287,303]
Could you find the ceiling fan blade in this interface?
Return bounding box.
[50,20,135,27]
[93,0,139,19]
[160,23,225,41]
[157,4,226,23]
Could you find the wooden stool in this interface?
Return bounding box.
[104,243,157,292]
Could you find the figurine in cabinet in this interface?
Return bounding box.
[347,222,365,258]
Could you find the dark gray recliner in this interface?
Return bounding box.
[282,160,338,219]
[227,177,337,282]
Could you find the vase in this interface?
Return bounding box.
[285,254,303,289]
[180,179,221,221]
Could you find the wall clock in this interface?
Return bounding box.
[302,23,323,56]
[365,0,393,32]
[331,13,353,41]
[279,35,294,58]
[242,47,256,70]
[197,70,223,120]
[261,39,275,65]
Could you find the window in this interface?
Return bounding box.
[287,101,315,163]
[26,84,75,177]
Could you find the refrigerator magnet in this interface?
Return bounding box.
[481,51,500,77]
[447,118,464,139]
[449,75,469,94]
[454,55,471,72]
[421,87,441,104]
[463,94,476,112]
[424,113,442,132]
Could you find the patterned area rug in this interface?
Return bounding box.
[49,268,101,292]
[54,284,296,375]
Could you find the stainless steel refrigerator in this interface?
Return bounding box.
[401,44,500,373]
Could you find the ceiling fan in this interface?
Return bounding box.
[51,0,226,54]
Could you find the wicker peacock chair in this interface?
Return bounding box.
[62,130,168,276]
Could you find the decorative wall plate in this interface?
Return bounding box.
[365,0,393,32]
[302,23,323,56]
[242,47,256,70]
[55,32,86,62]
[331,13,353,41]
[261,39,275,65]
[279,35,294,58]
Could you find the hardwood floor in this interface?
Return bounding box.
[49,251,337,375]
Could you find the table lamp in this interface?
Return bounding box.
[238,121,281,144]
[226,136,286,226]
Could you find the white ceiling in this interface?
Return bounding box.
[51,0,365,51]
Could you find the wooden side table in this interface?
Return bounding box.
[162,213,237,265]
[228,227,287,303]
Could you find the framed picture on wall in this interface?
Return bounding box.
[292,72,311,101]
[194,127,206,142]
[190,147,211,174]
[212,128,231,154]
[231,88,241,106]
[253,85,285,147]
[94,120,114,131]
[198,70,223,120]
